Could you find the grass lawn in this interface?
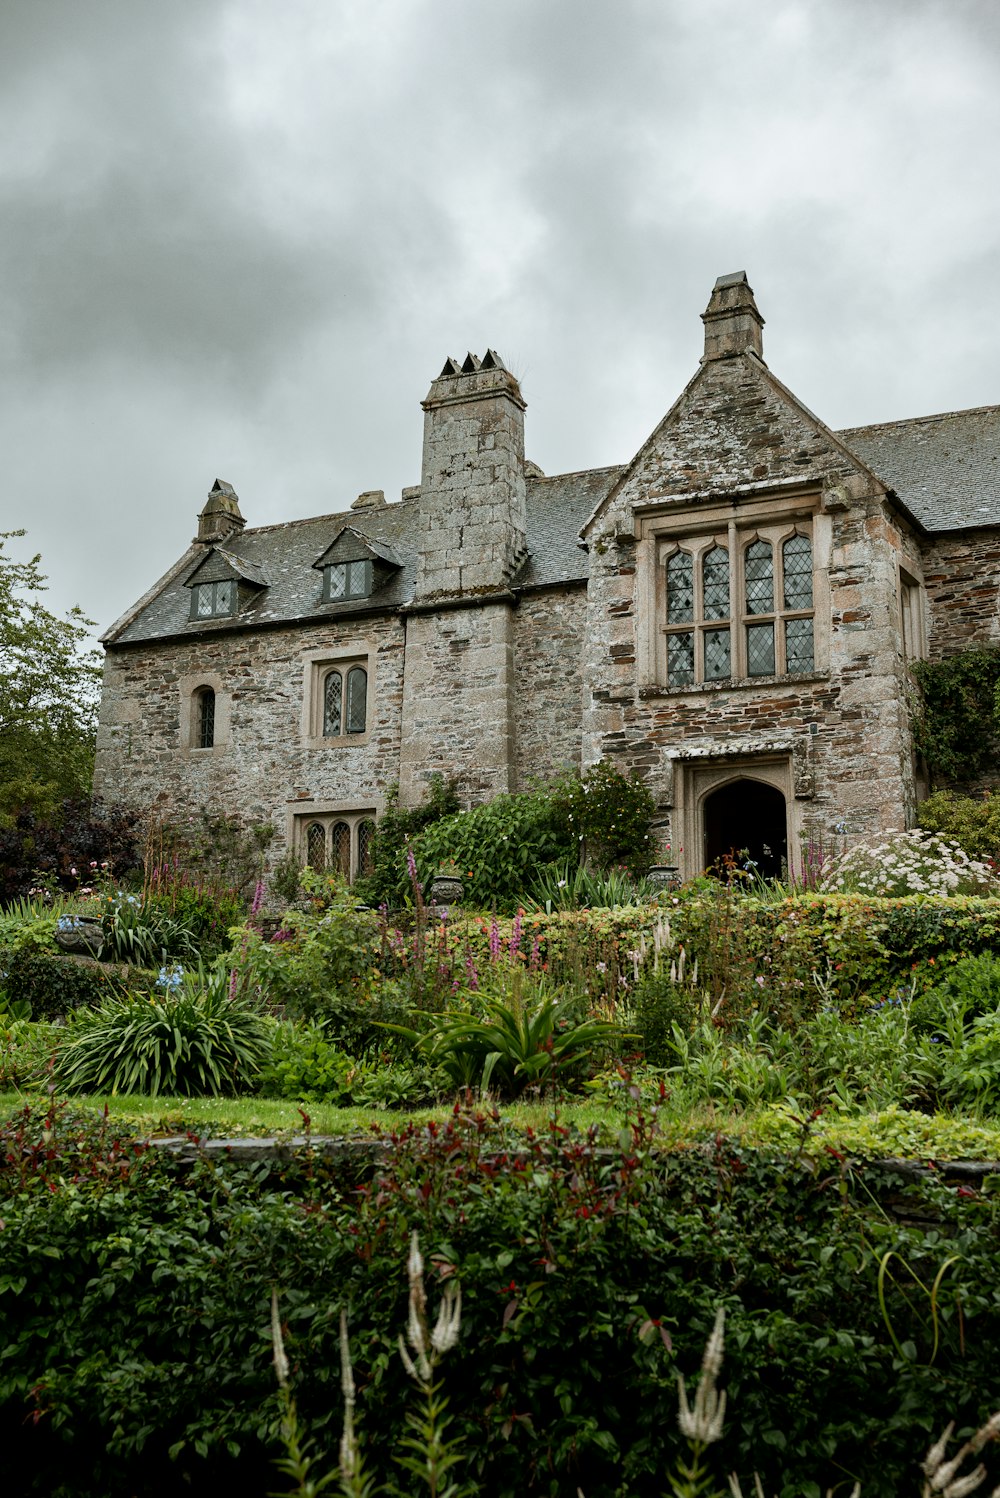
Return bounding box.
[4,1085,1000,1161]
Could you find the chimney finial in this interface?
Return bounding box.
[701,271,765,362]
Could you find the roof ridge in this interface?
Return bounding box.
[529,463,626,483]
[838,403,1000,435]
[237,498,414,538]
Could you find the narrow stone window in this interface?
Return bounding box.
[744,540,774,615]
[331,821,351,876]
[346,667,367,734]
[306,822,327,869]
[782,534,813,609]
[702,546,730,620]
[323,670,343,736]
[357,819,375,877]
[195,687,216,748]
[666,551,694,623]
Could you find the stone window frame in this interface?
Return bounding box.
[301,643,374,747]
[899,564,927,661]
[669,749,798,883]
[635,490,831,693]
[179,670,231,757]
[291,806,378,882]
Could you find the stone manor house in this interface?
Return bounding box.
[94,274,1000,881]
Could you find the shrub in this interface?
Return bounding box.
[817,829,999,898]
[257,1019,371,1104]
[0,799,141,906]
[549,761,656,874]
[630,966,700,1065]
[352,774,461,906]
[917,789,1000,863]
[911,647,1000,786]
[53,970,271,1096]
[0,949,159,1020]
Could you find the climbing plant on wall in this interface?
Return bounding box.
[911,648,1000,786]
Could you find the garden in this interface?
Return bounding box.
[5,775,1000,1497]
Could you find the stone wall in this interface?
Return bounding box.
[94,612,407,860]
[512,585,587,789]
[922,529,1000,658]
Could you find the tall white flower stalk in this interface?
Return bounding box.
[394,1230,468,1498]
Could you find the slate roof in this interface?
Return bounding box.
[106,466,620,645]
[105,402,1000,646]
[838,406,1000,532]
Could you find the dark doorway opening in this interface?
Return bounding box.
[703,779,787,879]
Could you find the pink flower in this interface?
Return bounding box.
[489,915,501,963]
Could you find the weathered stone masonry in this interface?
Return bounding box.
[95,276,1000,880]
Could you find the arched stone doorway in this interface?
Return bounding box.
[702,778,787,879]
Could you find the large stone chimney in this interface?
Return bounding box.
[197,478,245,544]
[701,271,765,361]
[415,351,527,600]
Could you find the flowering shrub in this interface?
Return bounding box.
[818,830,1000,898]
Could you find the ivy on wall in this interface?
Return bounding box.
[911,648,1000,786]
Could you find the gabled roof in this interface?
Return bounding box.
[311,525,404,571]
[183,546,269,589]
[837,406,1000,532]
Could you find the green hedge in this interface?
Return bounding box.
[0,950,160,1020]
[2,1100,1000,1497]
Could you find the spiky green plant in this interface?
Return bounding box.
[53,975,270,1097]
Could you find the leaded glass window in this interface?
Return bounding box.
[332,822,351,876]
[323,671,343,736]
[196,688,215,748]
[306,822,326,869]
[704,628,731,681]
[744,541,774,615]
[702,546,729,620]
[346,667,367,734]
[783,534,813,609]
[358,820,375,877]
[667,631,695,687]
[192,580,234,619]
[666,551,694,623]
[747,622,776,676]
[785,617,814,673]
[324,560,372,602]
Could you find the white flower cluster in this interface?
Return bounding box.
[818,829,1000,898]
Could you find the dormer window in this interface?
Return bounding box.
[324,560,372,602]
[191,580,235,619]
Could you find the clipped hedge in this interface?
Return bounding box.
[439,893,1000,1014]
[0,950,160,1020]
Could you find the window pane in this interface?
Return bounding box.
[326,564,346,600]
[666,552,693,623]
[215,580,233,614]
[306,822,326,869]
[783,534,813,609]
[197,584,214,617]
[332,822,351,876]
[704,628,731,680]
[197,689,215,748]
[703,546,730,620]
[744,541,774,614]
[346,667,367,733]
[358,820,375,877]
[347,560,369,597]
[667,631,695,686]
[785,617,814,673]
[747,622,775,676]
[323,671,342,736]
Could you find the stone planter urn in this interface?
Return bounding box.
[54,916,106,959]
[645,865,681,892]
[427,875,464,914]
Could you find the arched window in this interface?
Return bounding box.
[357,819,376,877]
[744,540,776,677]
[346,667,367,734]
[195,687,215,748]
[323,670,343,736]
[306,822,327,869]
[331,821,351,876]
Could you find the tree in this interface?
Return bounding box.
[0,530,102,822]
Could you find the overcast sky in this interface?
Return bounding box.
[3,0,1000,637]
